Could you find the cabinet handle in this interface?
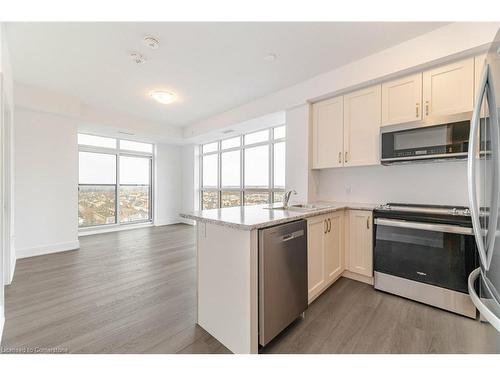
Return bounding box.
[328,218,332,232]
[416,102,419,118]
[338,152,342,164]
[324,220,328,234]
[367,217,370,230]
[425,101,429,116]
[345,151,348,163]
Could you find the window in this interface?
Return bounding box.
[200,126,286,209]
[78,134,153,228]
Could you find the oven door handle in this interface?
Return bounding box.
[374,218,474,235]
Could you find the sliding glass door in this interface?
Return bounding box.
[119,155,152,223]
[78,134,153,229]
[78,151,117,227]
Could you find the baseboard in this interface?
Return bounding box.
[16,240,80,259]
[342,270,374,285]
[154,219,182,227]
[0,315,4,343]
[177,218,196,226]
[6,255,16,285]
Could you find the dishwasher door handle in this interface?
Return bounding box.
[281,230,305,242]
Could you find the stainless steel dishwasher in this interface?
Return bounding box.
[258,219,308,346]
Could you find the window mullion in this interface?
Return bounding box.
[116,154,120,225]
[269,129,273,204]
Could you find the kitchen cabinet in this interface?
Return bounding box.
[311,96,344,169]
[324,211,344,284]
[307,214,326,302]
[343,85,381,167]
[347,210,373,278]
[307,211,344,303]
[422,58,474,119]
[381,73,422,126]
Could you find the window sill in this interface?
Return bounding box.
[79,221,153,236]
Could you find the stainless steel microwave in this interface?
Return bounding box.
[381,120,471,165]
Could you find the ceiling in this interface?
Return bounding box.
[6,22,449,127]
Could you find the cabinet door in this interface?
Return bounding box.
[381,73,422,126]
[348,210,373,277]
[307,215,327,302]
[312,96,344,169]
[422,58,474,119]
[324,211,344,284]
[343,85,381,167]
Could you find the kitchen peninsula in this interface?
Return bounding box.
[180,201,377,354]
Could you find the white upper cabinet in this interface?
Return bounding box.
[312,96,344,169]
[422,58,474,119]
[381,73,422,126]
[343,85,381,167]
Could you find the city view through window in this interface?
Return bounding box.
[200,126,285,209]
[78,134,153,228]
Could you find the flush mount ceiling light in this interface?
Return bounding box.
[150,90,177,104]
[264,53,277,62]
[130,52,147,64]
[144,36,160,50]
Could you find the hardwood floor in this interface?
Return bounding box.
[262,277,500,354]
[2,224,499,354]
[2,224,230,354]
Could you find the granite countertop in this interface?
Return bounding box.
[179,201,380,230]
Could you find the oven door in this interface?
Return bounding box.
[374,218,478,293]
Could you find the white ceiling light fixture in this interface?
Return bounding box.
[150,90,177,104]
[144,36,160,50]
[130,52,146,64]
[264,53,277,62]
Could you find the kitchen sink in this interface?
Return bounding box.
[264,203,326,212]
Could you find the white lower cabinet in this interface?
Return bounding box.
[346,210,373,278]
[307,214,327,302]
[307,209,374,304]
[307,211,344,303]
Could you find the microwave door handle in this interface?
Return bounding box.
[484,66,500,270]
[468,63,490,270]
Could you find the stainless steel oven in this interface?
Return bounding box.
[373,204,479,318]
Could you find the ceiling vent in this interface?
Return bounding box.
[130,52,146,64]
[144,36,160,50]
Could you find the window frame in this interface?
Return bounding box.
[78,134,154,230]
[199,125,285,210]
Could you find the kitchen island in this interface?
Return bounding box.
[180,201,377,354]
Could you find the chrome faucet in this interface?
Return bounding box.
[283,190,297,208]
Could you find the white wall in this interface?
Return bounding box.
[317,162,468,206]
[154,143,183,226]
[179,144,198,223]
[14,108,79,258]
[0,21,15,337]
[285,105,310,202]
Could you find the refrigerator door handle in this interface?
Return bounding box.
[468,267,500,332]
[468,63,490,269]
[484,67,500,270]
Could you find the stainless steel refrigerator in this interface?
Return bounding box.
[468,28,500,332]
